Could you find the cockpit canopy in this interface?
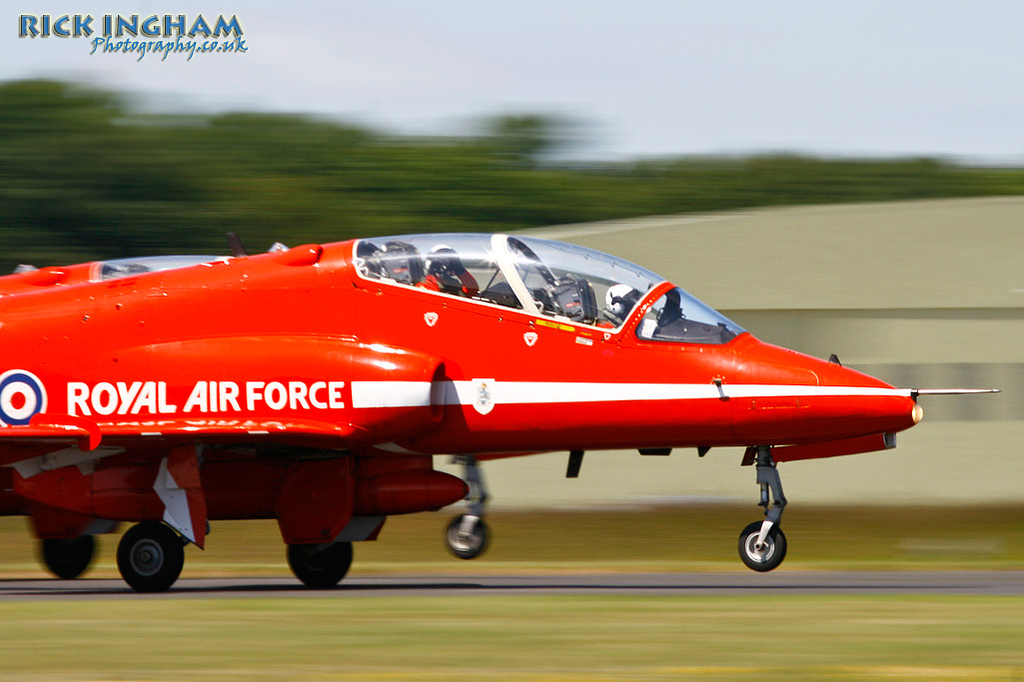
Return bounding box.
[96,255,228,281]
[354,233,744,344]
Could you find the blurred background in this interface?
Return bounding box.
[3,1,1023,507]
[6,7,1024,679]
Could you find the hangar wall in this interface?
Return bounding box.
[440,198,1024,506]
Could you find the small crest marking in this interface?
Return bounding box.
[523,331,538,347]
[471,378,496,415]
[424,312,439,327]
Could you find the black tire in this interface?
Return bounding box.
[116,522,185,593]
[445,515,489,560]
[41,536,96,580]
[287,541,353,588]
[738,521,787,572]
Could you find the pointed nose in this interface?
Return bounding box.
[732,337,919,444]
[813,360,919,437]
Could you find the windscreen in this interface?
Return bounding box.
[636,286,745,344]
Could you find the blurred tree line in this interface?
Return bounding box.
[2,79,1023,272]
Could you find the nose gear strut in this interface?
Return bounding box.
[445,455,490,559]
[738,445,788,572]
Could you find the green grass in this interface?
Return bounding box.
[0,595,1021,680]
[2,506,1023,680]
[2,504,1023,578]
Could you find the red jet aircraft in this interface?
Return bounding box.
[0,233,993,591]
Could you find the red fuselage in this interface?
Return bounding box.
[0,237,919,553]
[0,239,917,454]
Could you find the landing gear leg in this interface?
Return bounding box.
[445,455,490,559]
[738,446,788,572]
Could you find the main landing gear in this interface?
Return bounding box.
[738,446,788,572]
[40,535,96,580]
[116,521,186,593]
[445,455,490,559]
[287,541,354,588]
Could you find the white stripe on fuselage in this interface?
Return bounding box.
[350,381,435,408]
[348,381,911,409]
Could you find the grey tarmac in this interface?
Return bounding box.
[0,571,1021,600]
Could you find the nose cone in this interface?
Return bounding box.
[731,336,919,444]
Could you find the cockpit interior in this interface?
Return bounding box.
[355,234,744,344]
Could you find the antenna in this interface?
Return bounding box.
[226,232,248,258]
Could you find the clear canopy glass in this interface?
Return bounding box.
[635,287,744,344]
[354,233,745,344]
[97,255,228,281]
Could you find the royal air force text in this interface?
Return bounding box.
[67,381,345,417]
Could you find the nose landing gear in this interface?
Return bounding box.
[445,455,490,559]
[739,521,787,572]
[738,445,788,572]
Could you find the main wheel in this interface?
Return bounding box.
[41,536,95,579]
[287,541,353,588]
[445,514,489,559]
[738,521,787,572]
[116,522,185,593]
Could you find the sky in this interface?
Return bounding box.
[4,0,1024,162]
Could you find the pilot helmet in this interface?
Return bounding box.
[606,284,639,319]
[426,244,465,277]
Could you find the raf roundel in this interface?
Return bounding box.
[0,369,48,426]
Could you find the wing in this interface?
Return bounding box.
[0,413,365,472]
[0,413,376,550]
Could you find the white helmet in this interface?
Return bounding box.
[426,244,458,277]
[606,284,637,319]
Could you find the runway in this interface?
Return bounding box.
[1,571,1021,600]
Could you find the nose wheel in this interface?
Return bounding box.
[738,521,787,571]
[739,445,788,572]
[445,455,490,559]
